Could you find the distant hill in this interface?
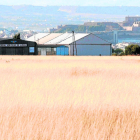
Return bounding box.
[1,5,140,30]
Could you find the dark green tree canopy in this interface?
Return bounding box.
[131,45,140,54]
[112,48,115,53]
[125,44,140,55]
[114,48,124,54]
[13,33,20,39]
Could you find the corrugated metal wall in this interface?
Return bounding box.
[69,34,111,56]
[56,46,69,55]
[76,45,111,56]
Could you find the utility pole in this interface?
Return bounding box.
[72,31,77,56]
[72,31,74,56]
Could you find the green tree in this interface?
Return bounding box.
[112,48,115,53]
[125,44,140,55]
[13,33,20,39]
[119,52,125,56]
[125,45,133,55]
[75,25,86,32]
[88,25,105,32]
[131,45,140,55]
[114,48,123,54]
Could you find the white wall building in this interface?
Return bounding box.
[27,33,112,56]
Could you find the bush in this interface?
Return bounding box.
[118,52,125,56]
[125,44,140,55]
[112,53,117,56]
[112,48,115,53]
[114,48,124,54]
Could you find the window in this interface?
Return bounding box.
[29,47,35,53]
[46,48,51,55]
[46,48,51,51]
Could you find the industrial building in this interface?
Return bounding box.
[27,33,112,56]
[120,16,140,27]
[0,38,37,55]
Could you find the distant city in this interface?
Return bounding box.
[1,5,140,51]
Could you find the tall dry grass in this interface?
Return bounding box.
[0,56,140,139]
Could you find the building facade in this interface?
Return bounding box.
[0,39,38,55]
[27,33,112,56]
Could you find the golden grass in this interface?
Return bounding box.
[0,56,140,139]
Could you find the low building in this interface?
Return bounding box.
[121,16,140,27]
[125,16,140,23]
[132,22,140,32]
[123,26,133,31]
[27,33,112,56]
[0,38,37,55]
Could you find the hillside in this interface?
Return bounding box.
[0,5,140,30]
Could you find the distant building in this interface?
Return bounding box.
[23,30,31,32]
[125,16,140,23]
[122,26,133,31]
[56,25,63,29]
[48,28,56,33]
[121,16,140,27]
[132,22,140,32]
[4,29,11,35]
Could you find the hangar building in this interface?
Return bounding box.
[27,33,112,56]
[0,38,37,55]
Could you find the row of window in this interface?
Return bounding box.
[0,44,27,47]
[38,47,69,55]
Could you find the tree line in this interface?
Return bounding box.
[57,25,106,33]
[112,44,140,56]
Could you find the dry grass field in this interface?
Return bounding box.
[0,56,140,139]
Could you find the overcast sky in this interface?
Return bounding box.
[1,0,140,6]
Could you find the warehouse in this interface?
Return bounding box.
[27,33,112,56]
[0,38,37,55]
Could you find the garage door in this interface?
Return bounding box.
[2,48,16,55]
[2,47,24,55]
[15,48,23,55]
[56,46,69,55]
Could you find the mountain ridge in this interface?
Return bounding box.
[0,5,139,30]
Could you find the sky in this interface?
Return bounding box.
[1,0,140,6]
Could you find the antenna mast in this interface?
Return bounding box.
[34,34,36,42]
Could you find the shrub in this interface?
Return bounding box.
[114,48,123,54]
[112,53,117,56]
[118,52,125,56]
[125,44,140,55]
